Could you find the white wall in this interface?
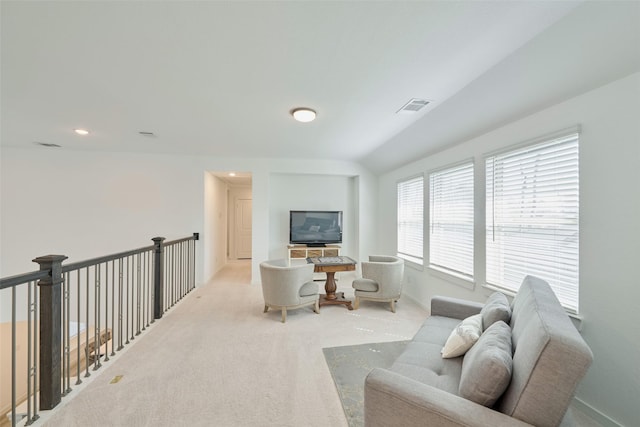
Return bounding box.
[376,72,640,426]
[267,173,356,261]
[203,172,229,281]
[0,149,205,277]
[1,151,377,313]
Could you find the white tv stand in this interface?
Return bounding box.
[287,244,341,280]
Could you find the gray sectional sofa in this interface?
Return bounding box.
[364,276,593,427]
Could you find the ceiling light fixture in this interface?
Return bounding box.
[74,128,89,135]
[229,172,236,177]
[291,108,316,123]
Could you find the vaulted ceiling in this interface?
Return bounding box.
[2,1,638,174]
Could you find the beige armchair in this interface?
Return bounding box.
[352,255,404,312]
[259,259,320,323]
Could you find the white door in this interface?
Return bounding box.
[235,198,252,259]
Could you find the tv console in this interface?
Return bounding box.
[287,244,341,280]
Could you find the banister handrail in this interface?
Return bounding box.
[61,245,155,273]
[0,270,49,290]
[0,237,200,283]
[163,234,198,246]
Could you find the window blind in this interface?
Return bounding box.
[429,162,474,279]
[397,176,424,265]
[486,133,579,311]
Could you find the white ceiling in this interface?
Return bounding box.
[1,1,639,174]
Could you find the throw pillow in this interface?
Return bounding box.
[441,314,483,358]
[459,321,513,407]
[480,292,511,331]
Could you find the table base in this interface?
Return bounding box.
[319,292,353,310]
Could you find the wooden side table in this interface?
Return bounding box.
[306,256,356,310]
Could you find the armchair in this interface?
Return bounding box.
[259,259,320,323]
[352,255,404,312]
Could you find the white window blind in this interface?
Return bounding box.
[397,176,424,265]
[429,162,474,279]
[486,133,579,311]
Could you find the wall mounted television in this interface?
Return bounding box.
[289,210,343,247]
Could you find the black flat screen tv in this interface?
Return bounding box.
[289,210,343,247]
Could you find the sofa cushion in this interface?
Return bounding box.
[352,278,379,292]
[387,315,464,395]
[480,292,511,331]
[459,321,513,407]
[391,341,462,395]
[298,281,318,297]
[441,314,483,358]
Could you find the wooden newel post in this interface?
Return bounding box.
[33,254,68,410]
[152,237,165,320]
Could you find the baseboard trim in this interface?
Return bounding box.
[572,398,621,427]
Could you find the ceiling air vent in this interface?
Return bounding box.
[396,98,430,114]
[34,142,61,148]
[138,131,156,137]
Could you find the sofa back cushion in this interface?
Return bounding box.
[480,291,511,331]
[459,321,513,407]
[497,276,593,427]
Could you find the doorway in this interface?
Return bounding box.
[204,172,252,282]
[221,174,252,261]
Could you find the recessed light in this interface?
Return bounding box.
[229,172,236,177]
[291,108,316,123]
[74,129,89,135]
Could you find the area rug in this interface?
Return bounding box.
[322,340,409,427]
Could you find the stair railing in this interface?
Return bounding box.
[0,233,199,426]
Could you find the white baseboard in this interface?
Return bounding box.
[572,398,622,427]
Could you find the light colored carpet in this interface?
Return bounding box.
[37,260,429,427]
[323,341,408,427]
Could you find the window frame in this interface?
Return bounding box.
[428,159,475,281]
[396,174,424,267]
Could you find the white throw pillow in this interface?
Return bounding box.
[441,314,483,358]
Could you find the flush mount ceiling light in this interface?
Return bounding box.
[291,108,316,123]
[74,128,89,135]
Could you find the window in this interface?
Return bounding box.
[429,162,474,279]
[397,176,424,265]
[486,132,579,311]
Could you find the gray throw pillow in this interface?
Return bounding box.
[480,292,511,331]
[459,321,513,407]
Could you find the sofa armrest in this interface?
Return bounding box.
[430,296,483,319]
[365,368,533,427]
